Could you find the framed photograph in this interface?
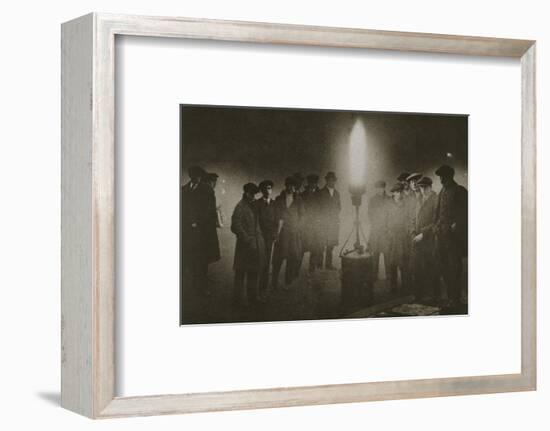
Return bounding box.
[61,13,536,418]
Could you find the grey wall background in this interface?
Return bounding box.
[181,105,467,260]
[181,105,468,196]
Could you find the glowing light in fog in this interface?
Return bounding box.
[349,119,367,188]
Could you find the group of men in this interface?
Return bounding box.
[231,171,342,305]
[181,167,342,307]
[367,165,468,307]
[181,163,468,311]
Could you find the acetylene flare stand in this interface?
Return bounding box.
[339,184,374,311]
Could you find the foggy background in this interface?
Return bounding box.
[180,104,468,268]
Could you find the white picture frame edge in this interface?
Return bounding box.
[60,12,536,419]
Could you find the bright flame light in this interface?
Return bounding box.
[349,119,367,188]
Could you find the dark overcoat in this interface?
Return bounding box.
[319,187,341,247]
[301,187,323,253]
[404,192,422,236]
[387,199,409,268]
[367,193,390,253]
[231,198,266,272]
[256,197,278,243]
[273,191,303,261]
[411,190,438,258]
[181,181,220,267]
[434,180,468,258]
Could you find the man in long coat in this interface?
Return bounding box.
[256,180,278,298]
[205,172,225,228]
[433,165,468,307]
[181,165,220,297]
[301,174,323,272]
[231,182,266,306]
[410,176,439,301]
[319,172,341,270]
[292,172,306,275]
[405,172,423,292]
[367,180,390,280]
[272,177,304,290]
[386,183,410,293]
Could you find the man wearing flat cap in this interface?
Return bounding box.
[386,182,410,292]
[256,180,277,298]
[272,177,304,290]
[301,174,323,272]
[367,180,390,280]
[319,172,341,270]
[410,176,440,301]
[434,165,468,308]
[231,182,266,307]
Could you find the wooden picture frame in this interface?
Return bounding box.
[61,12,536,419]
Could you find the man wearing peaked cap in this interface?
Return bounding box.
[411,176,439,301]
[406,172,422,197]
[434,164,468,309]
[243,182,259,195]
[417,176,433,187]
[386,180,410,292]
[406,172,422,182]
[406,172,422,199]
[397,172,410,183]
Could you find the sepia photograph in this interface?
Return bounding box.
[180,105,468,325]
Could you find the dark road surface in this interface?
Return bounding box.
[181,254,468,325]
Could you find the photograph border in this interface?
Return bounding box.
[61,12,536,418]
[178,103,471,325]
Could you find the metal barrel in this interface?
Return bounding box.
[340,251,374,311]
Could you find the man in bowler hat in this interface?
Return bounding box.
[319,172,341,270]
[301,174,323,272]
